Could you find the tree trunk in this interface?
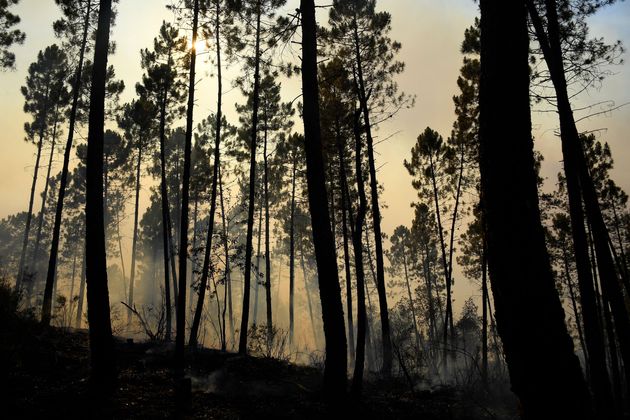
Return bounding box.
[481,239,488,387]
[127,142,143,323]
[300,0,348,397]
[219,165,234,346]
[75,249,86,329]
[30,115,59,298]
[526,2,615,413]
[85,0,115,390]
[338,134,355,364]
[175,0,199,377]
[263,116,273,337]
[352,16,392,377]
[479,0,593,416]
[351,108,368,394]
[42,0,92,321]
[17,120,45,292]
[159,84,173,341]
[189,4,223,347]
[238,0,262,354]
[289,156,297,345]
[253,199,263,325]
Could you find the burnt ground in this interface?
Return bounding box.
[1,312,518,419]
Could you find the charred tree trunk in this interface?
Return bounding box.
[479,0,593,416]
[300,0,348,396]
[75,249,86,329]
[159,83,173,341]
[85,0,115,389]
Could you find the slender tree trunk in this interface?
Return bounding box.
[159,85,173,341]
[42,0,92,322]
[428,153,453,365]
[338,137,355,364]
[352,17,392,377]
[189,4,223,347]
[479,0,593,416]
[351,108,368,394]
[190,194,199,312]
[238,0,262,354]
[219,165,234,346]
[75,249,86,329]
[562,246,589,367]
[481,239,488,387]
[127,142,143,323]
[30,116,59,297]
[263,119,273,337]
[65,251,77,327]
[253,200,263,325]
[17,126,45,292]
[299,238,318,347]
[175,0,199,378]
[402,252,422,351]
[289,156,297,345]
[85,0,115,389]
[526,3,615,414]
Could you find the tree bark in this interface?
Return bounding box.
[300,0,347,397]
[479,0,593,416]
[85,0,115,389]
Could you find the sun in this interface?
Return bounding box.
[188,38,207,54]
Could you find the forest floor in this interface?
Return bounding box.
[1,307,518,419]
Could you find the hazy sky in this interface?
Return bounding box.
[1,0,629,314]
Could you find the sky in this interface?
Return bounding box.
[1,0,629,316]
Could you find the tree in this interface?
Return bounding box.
[326,0,412,375]
[479,0,593,416]
[44,0,122,327]
[173,5,199,410]
[190,0,240,348]
[528,0,630,411]
[138,20,189,340]
[17,45,68,296]
[85,0,115,390]
[0,0,25,69]
[300,0,347,397]
[235,0,288,355]
[118,97,157,323]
